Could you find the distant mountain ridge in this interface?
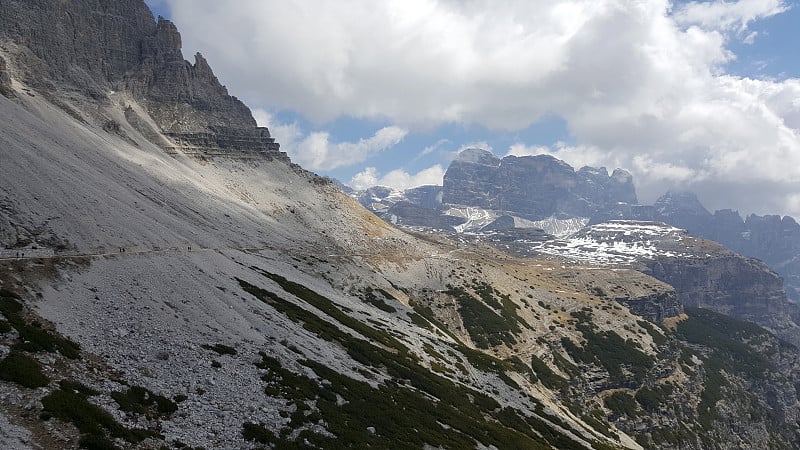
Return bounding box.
[443,148,637,220]
[351,150,800,302]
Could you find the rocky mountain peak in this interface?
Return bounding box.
[155,16,182,51]
[454,147,500,165]
[578,165,609,177]
[611,167,633,183]
[0,0,284,160]
[655,191,710,214]
[442,151,637,220]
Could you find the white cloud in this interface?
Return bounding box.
[743,30,759,44]
[348,167,380,191]
[253,108,407,171]
[420,139,451,157]
[168,0,800,216]
[293,126,408,171]
[348,165,445,191]
[674,0,788,32]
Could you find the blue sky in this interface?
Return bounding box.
[145,0,800,217]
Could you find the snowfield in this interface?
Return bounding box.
[530,221,693,265]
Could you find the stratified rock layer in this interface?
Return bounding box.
[0,0,282,159]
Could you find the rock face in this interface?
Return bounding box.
[404,185,443,210]
[614,291,682,324]
[531,221,800,346]
[442,149,637,220]
[0,0,283,159]
[385,201,465,229]
[647,253,800,341]
[649,192,800,303]
[0,55,11,96]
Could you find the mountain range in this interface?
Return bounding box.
[353,148,800,305]
[1,1,800,449]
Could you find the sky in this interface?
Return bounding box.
[145,0,800,217]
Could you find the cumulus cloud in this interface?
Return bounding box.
[348,165,445,191]
[674,0,788,32]
[253,109,407,171]
[169,0,800,216]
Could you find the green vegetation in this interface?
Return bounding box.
[604,391,637,417]
[0,320,12,333]
[446,286,518,349]
[634,384,673,412]
[241,422,278,445]
[563,311,653,384]
[676,308,776,430]
[362,287,397,313]
[472,281,531,329]
[0,294,80,359]
[256,352,318,403]
[77,434,118,450]
[529,354,566,390]
[590,287,607,297]
[200,343,238,356]
[59,379,99,397]
[41,384,157,447]
[409,303,460,341]
[0,352,49,388]
[111,386,178,417]
[676,308,772,378]
[453,344,521,389]
[0,289,20,299]
[238,272,603,449]
[637,320,667,345]
[422,343,446,362]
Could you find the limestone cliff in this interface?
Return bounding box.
[0,0,282,159]
[533,221,800,347]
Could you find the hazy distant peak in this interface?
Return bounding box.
[455,148,500,166]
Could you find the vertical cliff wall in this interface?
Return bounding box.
[0,0,282,158]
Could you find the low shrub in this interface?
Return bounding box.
[200,343,237,356]
[111,386,177,417]
[41,387,155,443]
[0,352,49,388]
[604,391,637,417]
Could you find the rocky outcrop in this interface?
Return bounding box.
[163,126,286,160]
[442,149,637,220]
[614,290,682,323]
[0,55,12,97]
[646,253,800,343]
[404,185,443,211]
[441,149,504,209]
[652,191,713,231]
[0,0,157,96]
[648,192,800,303]
[0,0,281,159]
[532,221,800,345]
[125,19,257,133]
[385,201,465,229]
